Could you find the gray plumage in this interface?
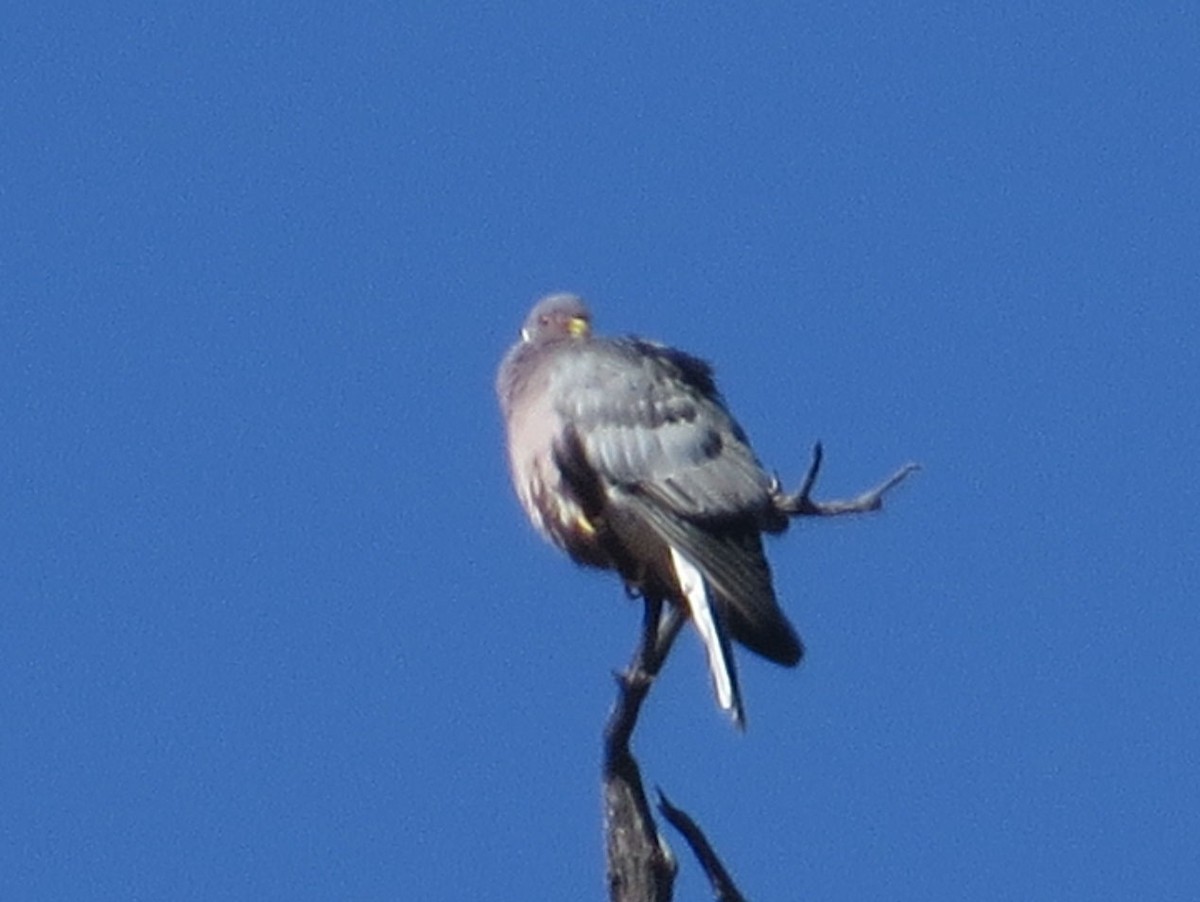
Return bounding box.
[497,293,803,724]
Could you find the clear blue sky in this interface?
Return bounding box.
[4,4,1197,899]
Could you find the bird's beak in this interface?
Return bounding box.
[567,316,590,338]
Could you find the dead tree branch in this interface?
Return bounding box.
[774,442,919,517]
[604,599,684,902]
[656,789,747,902]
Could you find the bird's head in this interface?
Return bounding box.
[521,293,592,344]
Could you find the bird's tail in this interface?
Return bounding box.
[695,530,804,668]
[669,546,745,727]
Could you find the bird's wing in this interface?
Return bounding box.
[550,339,802,667]
[551,339,776,523]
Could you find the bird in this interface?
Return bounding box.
[496,293,813,727]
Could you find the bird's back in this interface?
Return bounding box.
[531,335,803,666]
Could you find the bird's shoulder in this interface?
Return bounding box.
[543,336,723,422]
[613,337,719,398]
[546,335,777,518]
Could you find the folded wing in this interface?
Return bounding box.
[551,339,803,667]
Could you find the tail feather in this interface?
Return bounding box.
[703,530,804,666]
[669,545,744,727]
[620,492,803,666]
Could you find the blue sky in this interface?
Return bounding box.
[4,3,1198,899]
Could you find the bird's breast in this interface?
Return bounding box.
[505,384,612,570]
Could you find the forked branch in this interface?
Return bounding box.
[774,442,919,518]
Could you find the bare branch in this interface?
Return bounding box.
[774,442,919,518]
[656,790,748,902]
[603,598,684,901]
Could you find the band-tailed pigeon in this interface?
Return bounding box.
[498,293,823,726]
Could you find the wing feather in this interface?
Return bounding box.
[551,339,776,523]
